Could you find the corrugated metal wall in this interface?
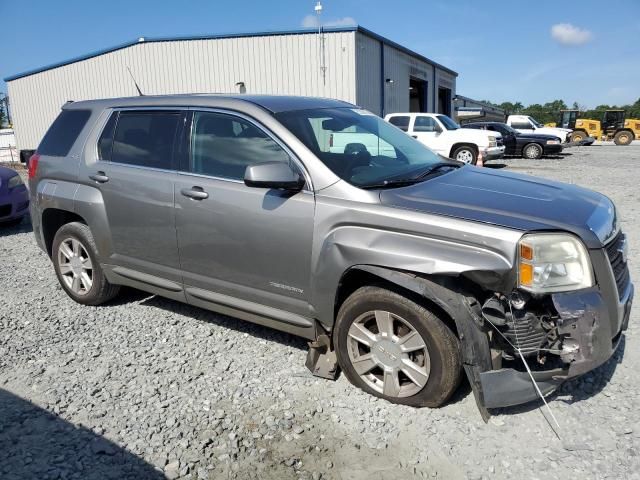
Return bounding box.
[354,31,455,117]
[7,31,357,150]
[355,34,382,114]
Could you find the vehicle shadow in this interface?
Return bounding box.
[138,293,309,352]
[483,163,507,169]
[489,335,626,416]
[0,389,165,480]
[0,215,33,238]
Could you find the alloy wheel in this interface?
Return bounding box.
[346,310,431,398]
[57,237,93,295]
[455,150,474,163]
[525,145,541,159]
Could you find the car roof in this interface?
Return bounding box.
[62,94,355,114]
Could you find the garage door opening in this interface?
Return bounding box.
[409,78,428,113]
[438,87,452,116]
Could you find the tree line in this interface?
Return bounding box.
[480,98,640,125]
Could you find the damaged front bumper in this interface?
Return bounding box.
[480,282,633,409]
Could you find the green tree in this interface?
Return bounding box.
[0,95,6,128]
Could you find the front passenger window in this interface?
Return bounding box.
[413,116,438,132]
[190,112,291,180]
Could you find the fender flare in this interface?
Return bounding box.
[348,265,493,418]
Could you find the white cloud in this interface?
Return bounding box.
[550,23,593,46]
[301,15,356,28]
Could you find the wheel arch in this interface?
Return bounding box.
[332,264,493,415]
[334,265,482,335]
[448,142,478,158]
[41,208,87,257]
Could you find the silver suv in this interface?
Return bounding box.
[29,95,633,413]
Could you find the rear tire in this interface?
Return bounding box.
[614,131,633,146]
[52,222,120,305]
[334,286,462,407]
[451,146,477,165]
[523,143,543,159]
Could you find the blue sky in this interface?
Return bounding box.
[2,0,639,108]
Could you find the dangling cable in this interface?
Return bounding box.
[480,295,562,439]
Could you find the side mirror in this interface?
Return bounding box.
[433,124,443,133]
[244,161,305,191]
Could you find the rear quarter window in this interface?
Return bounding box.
[38,109,92,156]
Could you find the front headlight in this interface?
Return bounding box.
[7,175,23,190]
[546,140,560,145]
[488,136,497,147]
[518,233,593,293]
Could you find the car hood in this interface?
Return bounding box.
[379,166,616,248]
[535,127,571,138]
[456,127,500,142]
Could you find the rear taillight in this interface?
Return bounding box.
[329,134,333,148]
[28,153,40,179]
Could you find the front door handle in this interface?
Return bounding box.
[89,171,109,183]
[411,135,418,139]
[181,187,209,200]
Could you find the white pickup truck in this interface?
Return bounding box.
[383,113,505,164]
[506,115,572,143]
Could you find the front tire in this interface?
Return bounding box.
[52,222,120,305]
[571,130,587,143]
[523,143,543,159]
[334,286,462,407]
[614,131,633,146]
[452,146,477,165]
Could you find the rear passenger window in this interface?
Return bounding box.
[388,116,410,132]
[190,112,290,180]
[38,109,91,156]
[111,111,181,169]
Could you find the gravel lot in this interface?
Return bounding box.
[2,144,640,480]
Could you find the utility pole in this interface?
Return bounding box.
[315,1,327,86]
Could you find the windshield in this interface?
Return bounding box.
[529,116,544,128]
[501,124,520,135]
[275,108,443,187]
[436,115,460,130]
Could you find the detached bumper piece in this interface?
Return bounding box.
[479,286,633,409]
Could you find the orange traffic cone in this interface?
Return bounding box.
[476,151,484,168]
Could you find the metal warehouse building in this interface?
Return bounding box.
[5,25,457,153]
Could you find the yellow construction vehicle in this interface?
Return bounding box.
[547,109,640,145]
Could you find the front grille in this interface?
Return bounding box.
[0,204,11,218]
[606,231,630,300]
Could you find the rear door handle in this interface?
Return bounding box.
[181,186,209,200]
[89,171,109,183]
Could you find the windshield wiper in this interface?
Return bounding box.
[359,179,424,190]
[412,161,462,180]
[359,162,462,190]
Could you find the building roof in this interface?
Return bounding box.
[5,25,457,82]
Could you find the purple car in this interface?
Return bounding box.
[0,165,29,225]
